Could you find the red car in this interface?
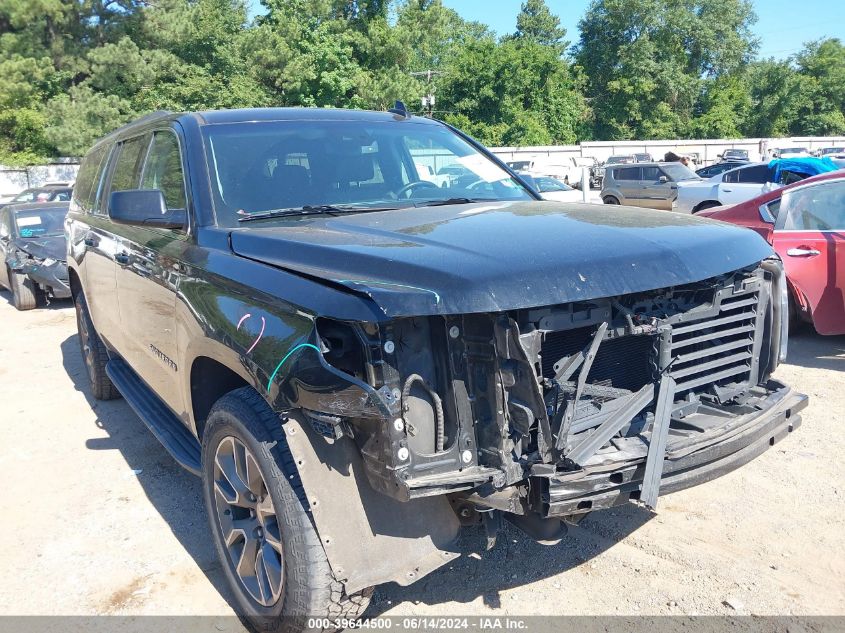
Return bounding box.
[699,169,845,335]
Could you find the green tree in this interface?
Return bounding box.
[576,0,758,139]
[512,0,568,52]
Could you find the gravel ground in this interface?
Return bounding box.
[0,291,842,620]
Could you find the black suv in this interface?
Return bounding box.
[67,108,806,629]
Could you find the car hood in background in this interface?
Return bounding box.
[229,201,773,317]
[12,235,67,262]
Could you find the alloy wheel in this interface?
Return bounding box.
[212,436,284,607]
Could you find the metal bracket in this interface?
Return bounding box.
[640,374,677,509]
[555,321,608,452]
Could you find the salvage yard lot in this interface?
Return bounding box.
[0,292,842,619]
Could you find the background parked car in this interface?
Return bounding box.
[776,147,811,158]
[519,173,589,202]
[674,157,839,214]
[719,149,749,161]
[0,183,73,210]
[600,162,700,208]
[0,201,70,310]
[816,146,845,157]
[633,152,653,162]
[699,169,845,335]
[695,160,749,179]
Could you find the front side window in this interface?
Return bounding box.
[659,164,698,182]
[109,137,146,194]
[780,180,845,231]
[641,166,660,181]
[203,120,533,227]
[141,131,187,211]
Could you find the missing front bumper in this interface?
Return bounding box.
[535,384,807,517]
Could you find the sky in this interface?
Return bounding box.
[247,0,844,60]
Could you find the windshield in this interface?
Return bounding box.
[661,163,700,181]
[203,120,533,226]
[13,208,65,237]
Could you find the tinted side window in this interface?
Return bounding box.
[109,137,147,196]
[737,165,771,184]
[141,131,187,211]
[641,166,660,181]
[71,146,108,214]
[614,167,640,181]
[723,169,739,183]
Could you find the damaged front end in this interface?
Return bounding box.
[298,258,805,546]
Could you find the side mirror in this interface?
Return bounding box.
[659,175,669,183]
[717,153,723,159]
[109,190,186,230]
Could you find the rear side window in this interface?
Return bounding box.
[141,131,187,211]
[614,167,640,181]
[71,145,108,214]
[723,165,768,183]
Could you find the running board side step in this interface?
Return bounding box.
[106,358,202,475]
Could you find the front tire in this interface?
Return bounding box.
[9,269,38,310]
[603,195,620,205]
[201,387,372,632]
[74,292,120,400]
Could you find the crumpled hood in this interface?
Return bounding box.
[12,235,66,262]
[229,200,774,317]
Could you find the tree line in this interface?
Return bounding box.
[0,0,843,165]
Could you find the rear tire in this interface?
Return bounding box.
[603,196,619,205]
[693,201,721,213]
[9,269,38,311]
[74,292,121,400]
[201,387,372,632]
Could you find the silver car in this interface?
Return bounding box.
[601,162,700,209]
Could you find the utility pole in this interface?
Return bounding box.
[410,70,442,118]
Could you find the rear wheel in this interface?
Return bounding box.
[9,269,39,311]
[202,387,372,632]
[603,196,619,205]
[74,292,120,400]
[693,201,721,213]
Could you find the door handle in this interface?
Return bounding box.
[722,188,733,192]
[115,252,130,265]
[786,248,821,257]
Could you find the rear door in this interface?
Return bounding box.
[773,178,845,335]
[614,166,643,205]
[718,164,771,205]
[113,129,190,411]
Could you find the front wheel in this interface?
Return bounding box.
[9,269,39,310]
[603,196,620,205]
[201,387,372,632]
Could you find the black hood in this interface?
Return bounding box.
[229,201,773,317]
[12,235,67,262]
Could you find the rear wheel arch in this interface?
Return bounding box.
[693,200,721,213]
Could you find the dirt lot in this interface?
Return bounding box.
[0,291,842,619]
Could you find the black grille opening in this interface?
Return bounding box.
[541,327,656,392]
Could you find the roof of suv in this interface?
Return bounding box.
[91,107,442,149]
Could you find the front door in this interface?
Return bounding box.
[113,130,190,412]
[640,165,671,210]
[773,178,845,335]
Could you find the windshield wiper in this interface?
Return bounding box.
[237,204,401,222]
[415,197,497,207]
